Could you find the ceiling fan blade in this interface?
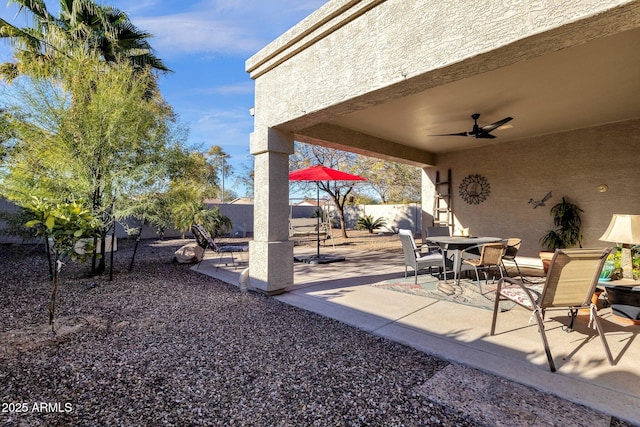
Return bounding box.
[431,114,513,139]
[480,116,513,133]
[432,132,471,137]
[474,132,496,139]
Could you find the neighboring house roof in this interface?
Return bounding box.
[229,197,254,205]
[203,198,223,205]
[293,199,330,207]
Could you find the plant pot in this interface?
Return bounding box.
[539,251,554,275]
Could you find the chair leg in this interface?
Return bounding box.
[532,309,556,372]
[490,280,504,335]
[474,266,483,293]
[196,246,209,269]
[493,264,504,283]
[590,305,615,366]
[513,259,523,281]
[563,309,578,332]
[503,259,526,282]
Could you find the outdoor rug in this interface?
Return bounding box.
[371,273,546,312]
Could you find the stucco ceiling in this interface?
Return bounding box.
[325,27,640,154]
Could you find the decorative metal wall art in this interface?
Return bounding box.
[459,174,490,205]
[528,191,552,209]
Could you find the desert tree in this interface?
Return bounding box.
[290,143,365,238]
[24,197,100,331]
[0,49,183,274]
[357,157,421,204]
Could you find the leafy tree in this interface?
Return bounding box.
[0,0,170,83]
[196,207,232,240]
[346,192,378,205]
[205,145,233,201]
[236,160,255,197]
[23,197,100,331]
[0,50,182,274]
[290,143,364,238]
[357,158,421,203]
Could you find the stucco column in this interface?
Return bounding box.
[249,126,294,295]
[421,167,436,243]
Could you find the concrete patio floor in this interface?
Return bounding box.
[193,245,640,425]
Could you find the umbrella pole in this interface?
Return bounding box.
[316,183,320,258]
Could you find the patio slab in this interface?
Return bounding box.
[193,246,640,425]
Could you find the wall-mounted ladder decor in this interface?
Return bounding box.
[433,169,453,230]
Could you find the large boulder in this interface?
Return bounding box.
[174,243,204,264]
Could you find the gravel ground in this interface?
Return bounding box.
[0,238,634,426]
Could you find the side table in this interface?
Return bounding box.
[599,278,640,325]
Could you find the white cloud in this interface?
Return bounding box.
[185,107,254,148]
[181,81,254,96]
[118,0,328,58]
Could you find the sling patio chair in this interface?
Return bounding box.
[398,229,445,284]
[191,224,248,269]
[458,242,506,292]
[490,247,614,372]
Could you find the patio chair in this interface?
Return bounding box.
[458,242,506,292]
[490,248,614,372]
[501,238,524,281]
[191,224,248,269]
[398,229,444,284]
[425,226,450,253]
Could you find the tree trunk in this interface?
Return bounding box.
[331,194,349,238]
[49,252,61,332]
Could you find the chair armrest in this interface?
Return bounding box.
[459,243,484,259]
[420,246,442,256]
[423,242,440,251]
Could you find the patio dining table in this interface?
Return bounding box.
[426,236,503,281]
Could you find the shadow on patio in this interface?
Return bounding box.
[193,244,640,425]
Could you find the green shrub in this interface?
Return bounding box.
[356,215,387,234]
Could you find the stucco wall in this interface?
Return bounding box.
[249,0,636,129]
[424,119,640,257]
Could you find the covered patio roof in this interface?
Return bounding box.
[248,0,640,165]
[245,0,640,294]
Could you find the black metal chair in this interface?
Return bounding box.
[501,238,524,281]
[191,224,248,269]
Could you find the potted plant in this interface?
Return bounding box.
[539,196,583,272]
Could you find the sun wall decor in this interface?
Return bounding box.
[459,174,491,205]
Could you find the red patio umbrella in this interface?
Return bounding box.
[288,165,367,182]
[289,165,366,263]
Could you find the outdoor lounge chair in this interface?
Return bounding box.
[490,247,614,372]
[398,229,444,284]
[191,224,248,269]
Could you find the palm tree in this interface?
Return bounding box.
[0,0,170,82]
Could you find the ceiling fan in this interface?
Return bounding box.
[435,113,513,139]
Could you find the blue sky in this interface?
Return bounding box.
[0,0,327,196]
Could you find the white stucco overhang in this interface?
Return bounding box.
[247,0,640,167]
[245,0,640,294]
